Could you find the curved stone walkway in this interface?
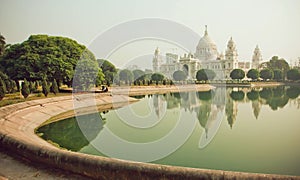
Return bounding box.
[0,92,299,179]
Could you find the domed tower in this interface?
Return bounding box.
[252,45,262,69]
[152,47,163,72]
[195,25,218,61]
[225,37,238,69]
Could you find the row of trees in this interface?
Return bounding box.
[230,68,300,81]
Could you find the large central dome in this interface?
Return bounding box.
[195,26,218,61]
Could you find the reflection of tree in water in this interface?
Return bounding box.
[247,90,259,101]
[286,86,300,99]
[258,87,289,110]
[230,91,245,101]
[225,95,237,128]
[36,113,104,151]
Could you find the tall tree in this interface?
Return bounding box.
[50,79,59,95]
[273,69,283,81]
[0,77,5,100]
[21,79,30,99]
[42,79,50,97]
[260,69,274,80]
[267,56,290,72]
[97,59,117,83]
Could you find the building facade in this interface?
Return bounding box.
[153,26,263,80]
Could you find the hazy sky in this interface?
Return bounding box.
[1,0,300,68]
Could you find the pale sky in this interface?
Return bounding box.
[1,0,300,68]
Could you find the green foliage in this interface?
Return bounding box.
[173,70,187,81]
[42,79,50,97]
[198,90,214,101]
[50,79,59,95]
[196,69,216,81]
[0,34,87,86]
[73,58,102,91]
[273,69,283,80]
[286,86,300,99]
[97,59,117,83]
[10,80,17,93]
[132,69,145,81]
[246,69,259,80]
[267,56,290,73]
[230,69,245,80]
[119,69,133,85]
[230,91,245,101]
[0,77,5,100]
[29,81,36,93]
[260,69,274,80]
[21,79,30,99]
[151,73,165,82]
[0,34,6,56]
[0,77,6,93]
[287,69,300,81]
[247,90,259,101]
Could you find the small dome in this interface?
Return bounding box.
[195,26,218,61]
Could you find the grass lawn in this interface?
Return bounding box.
[0,92,71,107]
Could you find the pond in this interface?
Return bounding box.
[36,86,300,176]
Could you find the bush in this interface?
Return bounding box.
[42,79,50,97]
[0,85,5,100]
[50,79,59,95]
[21,79,30,99]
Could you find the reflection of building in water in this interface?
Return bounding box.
[225,89,238,128]
[153,94,165,118]
[252,100,261,119]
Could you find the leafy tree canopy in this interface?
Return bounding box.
[246,69,259,80]
[287,69,300,81]
[173,70,187,81]
[132,69,145,81]
[260,69,274,80]
[230,69,245,80]
[273,69,283,80]
[196,69,216,81]
[151,73,165,82]
[0,34,90,86]
[267,56,290,72]
[97,59,117,83]
[119,69,133,83]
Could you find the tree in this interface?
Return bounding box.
[247,90,259,101]
[42,79,50,97]
[230,69,245,80]
[0,34,5,56]
[132,69,145,81]
[246,69,259,80]
[273,69,283,81]
[0,35,88,85]
[267,56,290,73]
[119,69,133,85]
[29,81,36,93]
[196,69,216,81]
[173,70,187,81]
[21,79,30,99]
[50,79,59,95]
[73,57,104,91]
[287,69,300,81]
[97,59,117,83]
[260,69,274,80]
[151,73,165,82]
[0,77,5,100]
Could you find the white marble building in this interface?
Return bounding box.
[152,26,263,80]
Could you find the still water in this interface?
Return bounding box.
[37,86,300,176]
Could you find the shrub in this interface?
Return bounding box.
[50,79,59,95]
[21,79,30,99]
[42,79,50,97]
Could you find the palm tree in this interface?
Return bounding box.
[0,33,6,55]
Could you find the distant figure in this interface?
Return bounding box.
[40,104,45,107]
[101,85,108,92]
